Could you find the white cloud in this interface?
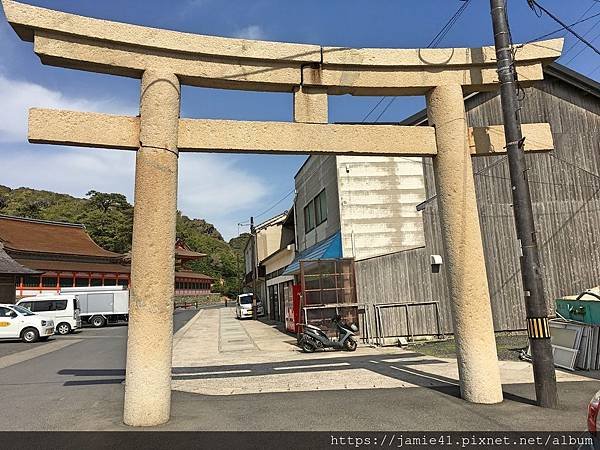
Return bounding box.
[234,25,266,40]
[0,146,268,240]
[176,0,213,18]
[0,74,269,239]
[0,145,136,199]
[179,153,267,218]
[0,73,135,143]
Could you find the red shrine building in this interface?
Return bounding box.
[0,215,213,298]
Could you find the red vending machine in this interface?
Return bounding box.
[285,284,301,333]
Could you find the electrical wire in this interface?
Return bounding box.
[361,97,387,123]
[561,2,600,56]
[360,0,473,123]
[248,188,295,223]
[527,0,600,57]
[564,27,600,64]
[523,11,600,43]
[547,153,600,181]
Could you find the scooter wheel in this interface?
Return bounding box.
[344,337,357,352]
[301,341,316,353]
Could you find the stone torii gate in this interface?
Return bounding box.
[2,0,562,426]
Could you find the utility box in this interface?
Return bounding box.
[556,290,600,325]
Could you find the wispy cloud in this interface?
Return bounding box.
[0,73,135,143]
[0,74,268,239]
[0,146,268,239]
[234,25,266,40]
[176,0,213,18]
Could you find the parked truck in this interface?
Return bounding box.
[60,286,129,328]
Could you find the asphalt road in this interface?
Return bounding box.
[0,308,197,359]
[0,306,597,434]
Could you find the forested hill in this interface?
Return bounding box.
[0,185,250,296]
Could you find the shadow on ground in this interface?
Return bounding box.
[58,351,540,405]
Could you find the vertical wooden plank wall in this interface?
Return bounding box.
[356,75,600,336]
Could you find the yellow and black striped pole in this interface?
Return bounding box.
[527,317,551,339]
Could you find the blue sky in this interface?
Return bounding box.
[0,0,598,240]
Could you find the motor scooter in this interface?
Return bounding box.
[299,314,358,352]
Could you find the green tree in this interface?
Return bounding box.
[0,185,248,295]
[86,190,130,213]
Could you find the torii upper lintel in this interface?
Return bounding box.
[1,0,562,94]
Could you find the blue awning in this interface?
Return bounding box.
[282,232,342,276]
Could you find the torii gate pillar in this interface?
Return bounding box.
[123,70,180,426]
[427,84,503,403]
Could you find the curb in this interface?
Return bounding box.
[173,309,204,347]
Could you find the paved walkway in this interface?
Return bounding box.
[171,307,593,397]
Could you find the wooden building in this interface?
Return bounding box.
[0,215,213,298]
[0,245,40,304]
[355,63,600,339]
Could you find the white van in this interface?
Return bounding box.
[0,304,54,343]
[235,293,264,319]
[17,294,81,335]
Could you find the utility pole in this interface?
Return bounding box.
[490,0,558,408]
[250,216,258,320]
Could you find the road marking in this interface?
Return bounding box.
[60,336,122,339]
[273,362,351,371]
[0,339,82,370]
[389,365,459,386]
[381,357,426,363]
[173,369,251,376]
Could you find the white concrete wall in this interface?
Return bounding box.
[264,248,295,276]
[337,156,426,261]
[256,223,284,262]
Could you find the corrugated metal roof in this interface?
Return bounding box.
[282,232,342,275]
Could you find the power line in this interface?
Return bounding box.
[564,27,600,64]
[361,97,386,123]
[527,0,600,57]
[427,0,473,48]
[524,11,600,43]
[560,2,600,55]
[360,0,473,123]
[241,188,295,225]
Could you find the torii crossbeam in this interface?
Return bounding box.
[2,0,562,427]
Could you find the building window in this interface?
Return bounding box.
[304,201,315,233]
[104,278,117,286]
[90,278,102,287]
[23,275,41,287]
[75,278,89,287]
[304,189,327,233]
[42,277,58,288]
[315,189,327,225]
[118,279,129,288]
[59,276,74,288]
